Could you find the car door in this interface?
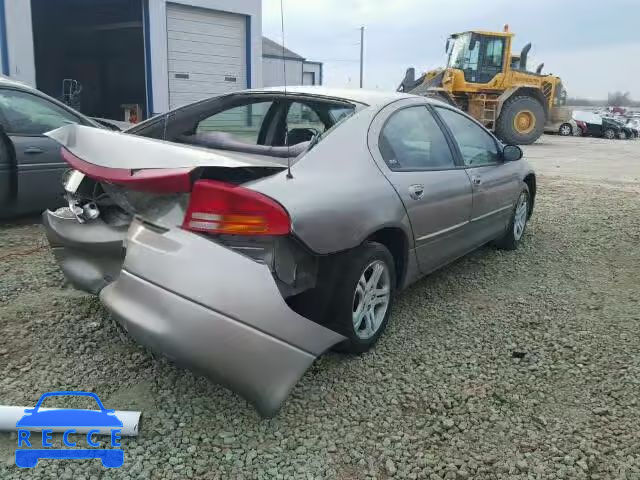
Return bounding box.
[585,121,602,137]
[0,87,89,215]
[368,98,474,274]
[434,106,521,245]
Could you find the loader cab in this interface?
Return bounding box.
[446,31,510,84]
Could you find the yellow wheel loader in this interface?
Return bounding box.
[398,26,567,145]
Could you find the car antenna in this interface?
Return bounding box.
[280,0,293,179]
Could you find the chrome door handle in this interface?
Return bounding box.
[471,176,482,185]
[24,147,44,154]
[408,184,424,200]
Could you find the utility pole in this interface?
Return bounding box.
[359,26,364,88]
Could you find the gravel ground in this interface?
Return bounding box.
[1,137,639,479]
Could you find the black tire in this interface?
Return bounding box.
[603,128,616,140]
[495,96,545,145]
[558,123,572,136]
[494,184,530,251]
[328,242,396,353]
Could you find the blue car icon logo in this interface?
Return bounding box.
[15,391,124,468]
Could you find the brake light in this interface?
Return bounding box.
[183,180,290,235]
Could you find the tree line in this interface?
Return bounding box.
[566,91,639,107]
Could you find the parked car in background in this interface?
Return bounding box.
[0,76,100,218]
[625,118,640,138]
[43,87,536,416]
[611,119,636,140]
[573,110,627,140]
[544,118,580,136]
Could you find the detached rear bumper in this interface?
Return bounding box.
[43,209,127,293]
[100,219,345,417]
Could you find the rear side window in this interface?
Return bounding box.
[379,106,455,171]
[435,107,499,167]
[196,101,274,144]
[0,88,81,135]
[328,106,354,124]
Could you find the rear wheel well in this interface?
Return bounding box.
[523,174,536,217]
[367,228,408,287]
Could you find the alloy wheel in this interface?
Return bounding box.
[352,260,391,340]
[513,192,528,241]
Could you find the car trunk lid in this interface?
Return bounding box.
[47,124,288,173]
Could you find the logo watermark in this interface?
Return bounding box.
[15,391,123,468]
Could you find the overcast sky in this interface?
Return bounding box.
[263,0,639,100]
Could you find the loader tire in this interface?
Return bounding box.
[495,96,545,145]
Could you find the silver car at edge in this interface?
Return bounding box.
[42,86,536,416]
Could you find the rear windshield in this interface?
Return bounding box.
[128,94,358,158]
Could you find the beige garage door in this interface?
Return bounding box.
[166,3,247,109]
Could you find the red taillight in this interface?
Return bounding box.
[182,180,290,235]
[60,148,193,193]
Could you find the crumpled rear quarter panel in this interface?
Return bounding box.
[101,219,346,416]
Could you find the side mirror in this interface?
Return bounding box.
[502,144,523,162]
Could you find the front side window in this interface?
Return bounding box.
[379,106,455,171]
[436,107,499,167]
[0,89,80,135]
[196,101,274,144]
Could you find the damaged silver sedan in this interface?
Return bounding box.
[43,87,536,416]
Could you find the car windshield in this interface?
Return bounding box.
[447,33,473,69]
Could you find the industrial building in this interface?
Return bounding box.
[0,0,263,119]
[262,36,322,87]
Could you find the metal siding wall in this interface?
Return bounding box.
[148,0,261,113]
[166,3,247,109]
[3,0,36,85]
[262,57,303,87]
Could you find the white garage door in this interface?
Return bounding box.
[166,3,247,109]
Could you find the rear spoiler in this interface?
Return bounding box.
[46,124,288,171]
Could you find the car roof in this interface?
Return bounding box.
[243,86,420,107]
